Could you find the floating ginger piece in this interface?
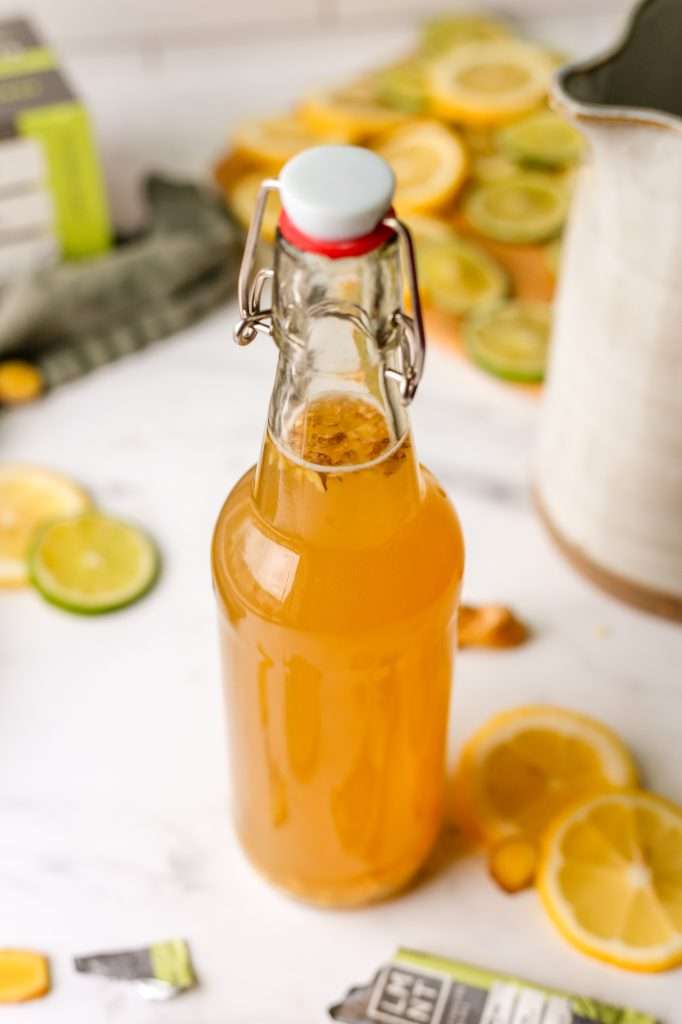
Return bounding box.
[458,603,529,648]
[488,836,538,893]
[0,950,50,1003]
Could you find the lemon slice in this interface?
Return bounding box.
[298,88,406,143]
[0,949,50,1003]
[417,235,508,316]
[499,111,585,168]
[455,705,638,843]
[463,172,568,243]
[232,115,334,169]
[466,300,551,382]
[373,120,468,215]
[0,465,91,587]
[539,790,682,972]
[420,15,510,57]
[226,171,281,242]
[430,40,553,125]
[30,512,159,614]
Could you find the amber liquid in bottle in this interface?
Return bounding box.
[212,390,464,905]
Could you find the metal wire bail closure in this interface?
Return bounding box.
[233,178,280,346]
[382,216,427,404]
[232,187,427,405]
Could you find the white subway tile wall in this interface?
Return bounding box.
[14,0,632,52]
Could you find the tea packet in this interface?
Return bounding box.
[329,948,658,1024]
[74,938,195,1001]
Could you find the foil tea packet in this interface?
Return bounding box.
[74,938,195,1001]
[329,948,658,1024]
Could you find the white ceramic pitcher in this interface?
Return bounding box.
[536,0,682,621]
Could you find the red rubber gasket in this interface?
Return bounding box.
[278,207,396,258]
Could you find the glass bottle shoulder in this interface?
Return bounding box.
[212,446,464,633]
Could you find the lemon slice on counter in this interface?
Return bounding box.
[226,170,281,242]
[0,465,91,587]
[417,235,508,316]
[0,950,50,1003]
[499,110,585,168]
[430,40,553,125]
[465,300,551,381]
[463,172,568,243]
[539,789,682,972]
[232,115,337,169]
[298,87,406,143]
[375,59,429,114]
[373,120,467,214]
[0,361,44,405]
[30,512,159,614]
[420,14,510,57]
[455,705,638,843]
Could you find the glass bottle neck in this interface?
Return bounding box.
[267,233,410,459]
[253,232,423,537]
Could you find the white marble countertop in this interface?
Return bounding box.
[3,12,682,1023]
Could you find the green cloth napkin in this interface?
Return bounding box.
[0,176,242,390]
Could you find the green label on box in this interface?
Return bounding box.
[17,101,111,258]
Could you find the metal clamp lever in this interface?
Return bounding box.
[382,216,426,404]
[233,178,280,346]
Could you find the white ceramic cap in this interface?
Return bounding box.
[279,145,395,241]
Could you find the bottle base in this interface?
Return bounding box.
[236,831,438,908]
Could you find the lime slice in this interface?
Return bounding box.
[418,235,508,316]
[466,300,551,382]
[463,172,568,243]
[420,15,510,57]
[375,60,429,114]
[499,111,584,168]
[30,512,159,614]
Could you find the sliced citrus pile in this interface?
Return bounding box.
[30,511,159,614]
[0,465,91,587]
[430,40,553,125]
[455,705,638,843]
[539,789,682,972]
[0,950,50,1003]
[373,120,467,214]
[217,12,583,388]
